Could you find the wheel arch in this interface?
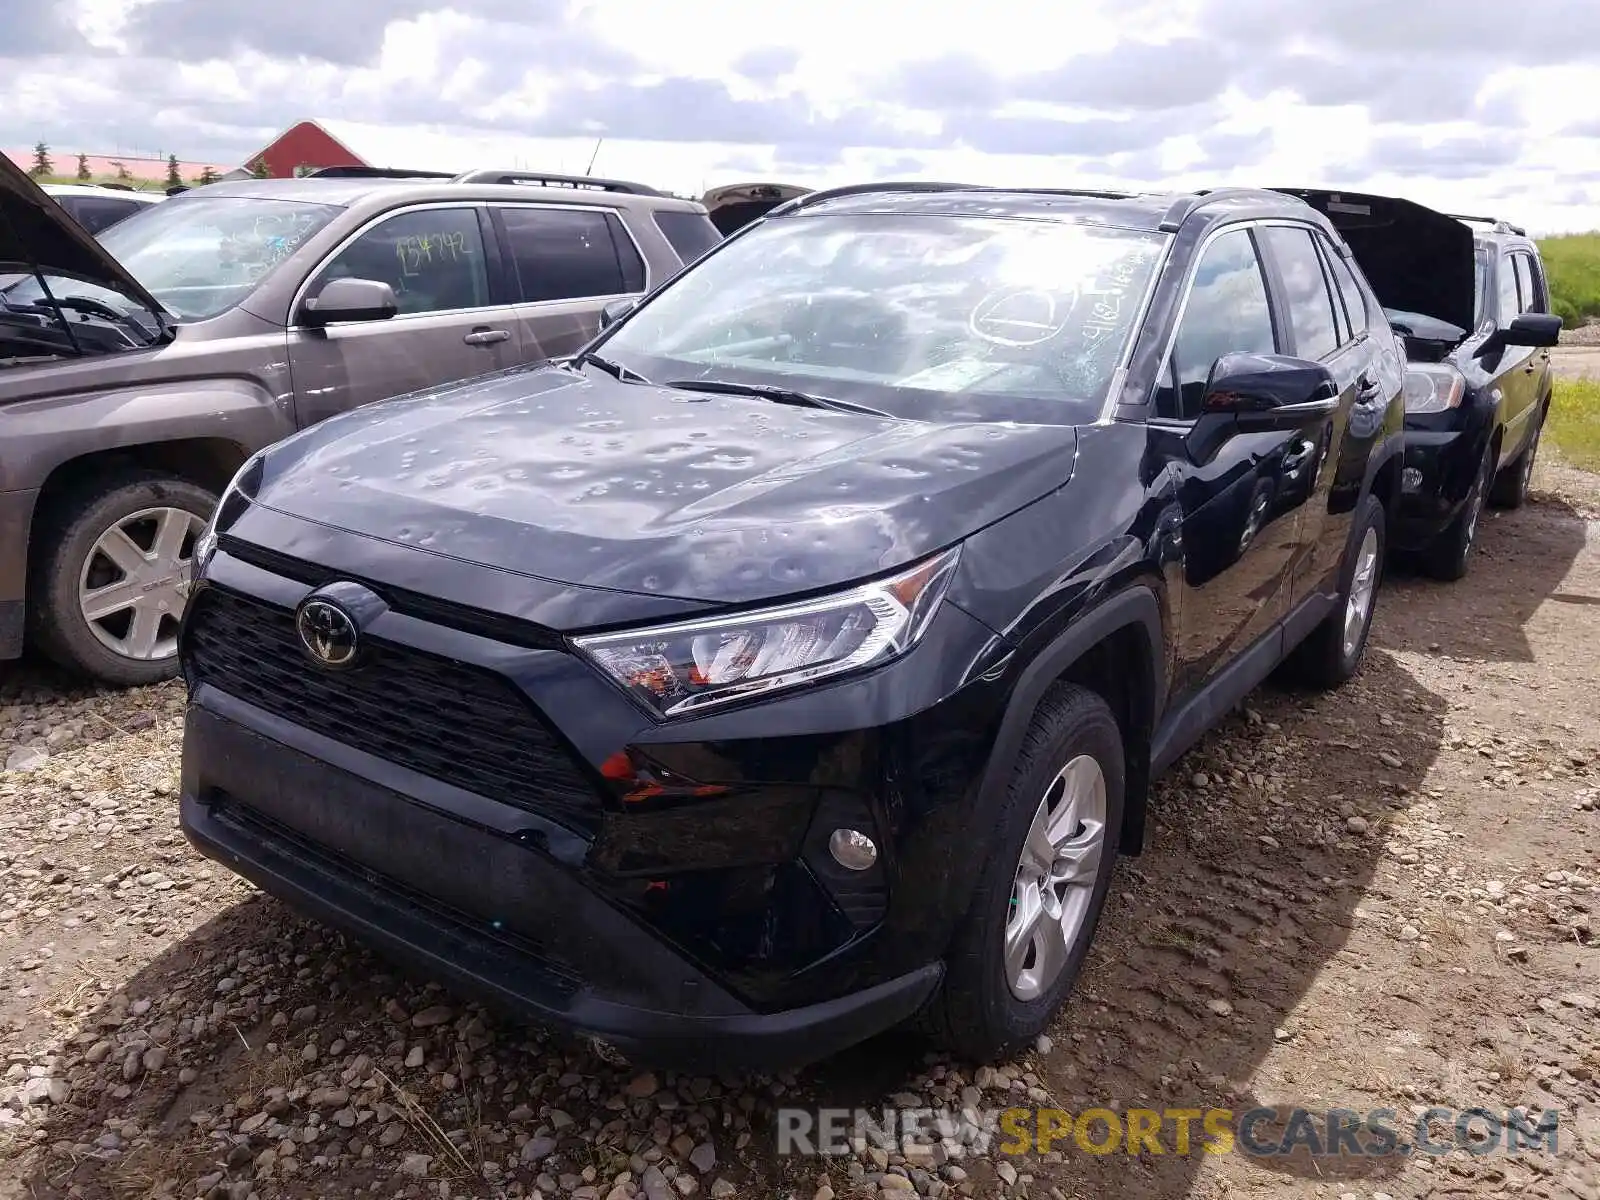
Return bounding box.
[977,584,1166,860]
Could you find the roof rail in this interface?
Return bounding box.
[306,165,456,180]
[1449,212,1527,237]
[1158,187,1283,233]
[780,181,982,216]
[449,169,662,196]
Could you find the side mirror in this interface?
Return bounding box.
[598,297,637,331]
[1503,311,1562,348]
[1187,353,1339,461]
[1200,352,1339,427]
[1475,311,1562,358]
[300,277,398,326]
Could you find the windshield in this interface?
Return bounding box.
[2,195,339,322]
[597,211,1168,419]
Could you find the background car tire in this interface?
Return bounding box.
[1489,410,1543,510]
[923,683,1124,1063]
[1421,447,1493,582]
[29,471,216,687]
[1288,493,1385,689]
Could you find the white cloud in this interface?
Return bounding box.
[4,0,1599,233]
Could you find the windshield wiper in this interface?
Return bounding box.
[662,378,890,418]
[576,350,651,384]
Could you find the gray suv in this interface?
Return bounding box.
[0,158,720,685]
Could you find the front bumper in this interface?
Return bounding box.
[180,695,942,1072]
[1392,420,1490,551]
[176,510,1010,1067]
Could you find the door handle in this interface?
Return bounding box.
[1283,440,1319,476]
[463,328,511,346]
[1355,374,1383,403]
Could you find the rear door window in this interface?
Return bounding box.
[1512,253,1546,314]
[496,206,645,303]
[652,210,723,263]
[1321,240,1369,337]
[1260,225,1339,361]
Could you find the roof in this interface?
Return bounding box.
[175,176,704,210]
[793,183,1320,233]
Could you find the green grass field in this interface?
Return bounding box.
[1539,232,1600,329]
[1549,378,1600,472]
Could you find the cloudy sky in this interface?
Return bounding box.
[5,0,1600,233]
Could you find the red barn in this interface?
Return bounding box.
[242,120,369,178]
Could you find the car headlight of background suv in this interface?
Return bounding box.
[1402,363,1466,414]
[574,547,961,718]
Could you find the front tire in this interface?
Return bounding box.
[1421,445,1492,582]
[925,684,1124,1063]
[1289,492,1385,689]
[29,471,216,687]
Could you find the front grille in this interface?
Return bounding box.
[184,587,602,833]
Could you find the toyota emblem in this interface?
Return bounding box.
[295,598,359,668]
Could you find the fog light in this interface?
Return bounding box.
[1401,467,1423,493]
[828,828,878,871]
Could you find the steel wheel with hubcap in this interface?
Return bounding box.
[78,506,206,661]
[30,472,218,686]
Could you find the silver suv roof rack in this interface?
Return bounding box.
[1449,212,1527,237]
[449,169,662,196]
[305,166,456,180]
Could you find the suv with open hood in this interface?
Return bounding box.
[177,181,1403,1068]
[0,157,716,684]
[1277,190,1560,579]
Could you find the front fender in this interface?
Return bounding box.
[0,377,296,640]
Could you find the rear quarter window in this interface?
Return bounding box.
[652,210,723,264]
[59,195,145,234]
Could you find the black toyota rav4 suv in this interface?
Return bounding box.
[179,183,1405,1069]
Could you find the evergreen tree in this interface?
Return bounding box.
[197,166,220,186]
[30,142,52,178]
[75,153,90,182]
[166,154,182,187]
[249,156,270,179]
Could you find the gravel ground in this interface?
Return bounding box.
[3,464,1600,1200]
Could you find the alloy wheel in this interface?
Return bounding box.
[1341,525,1380,660]
[1005,754,1108,1001]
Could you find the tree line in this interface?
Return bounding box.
[29,142,224,187]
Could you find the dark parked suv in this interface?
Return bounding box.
[0,157,717,685]
[178,182,1404,1068]
[1278,191,1560,578]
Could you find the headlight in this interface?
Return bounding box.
[196,454,265,568]
[574,547,961,717]
[1402,364,1465,414]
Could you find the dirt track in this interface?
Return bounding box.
[3,465,1599,1200]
